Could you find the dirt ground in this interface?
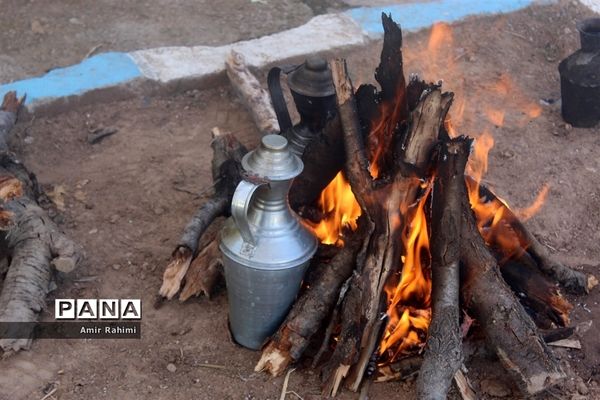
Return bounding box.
[1,1,600,399]
[0,0,358,83]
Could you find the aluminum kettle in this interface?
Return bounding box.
[219,134,318,350]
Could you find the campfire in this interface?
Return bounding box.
[159,14,597,398]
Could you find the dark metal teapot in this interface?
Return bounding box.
[268,56,337,155]
[559,18,600,128]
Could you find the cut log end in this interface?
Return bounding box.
[159,247,193,299]
[179,239,222,301]
[254,343,291,376]
[0,175,23,200]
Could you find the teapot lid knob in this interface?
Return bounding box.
[242,135,303,180]
[287,57,335,98]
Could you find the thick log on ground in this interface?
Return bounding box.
[159,128,247,299]
[460,177,566,394]
[500,252,572,329]
[416,137,468,400]
[255,232,362,376]
[226,51,279,135]
[0,91,83,352]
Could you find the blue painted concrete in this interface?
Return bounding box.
[0,52,141,105]
[0,1,538,108]
[346,0,535,35]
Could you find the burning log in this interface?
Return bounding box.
[0,91,84,352]
[499,252,572,329]
[473,179,597,295]
[459,177,566,394]
[416,137,468,400]
[159,127,246,300]
[255,233,362,376]
[324,46,452,392]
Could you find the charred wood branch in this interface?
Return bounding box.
[330,58,372,205]
[0,91,83,352]
[160,128,247,299]
[376,355,422,383]
[329,43,450,391]
[312,275,353,369]
[345,88,449,393]
[255,235,361,376]
[500,252,572,329]
[356,13,409,175]
[460,179,565,395]
[541,326,575,343]
[416,137,469,400]
[400,87,453,174]
[225,51,279,135]
[321,271,363,397]
[474,179,597,294]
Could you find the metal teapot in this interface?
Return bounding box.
[268,56,336,156]
[219,134,318,350]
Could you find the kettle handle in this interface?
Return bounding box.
[267,66,297,133]
[231,180,265,246]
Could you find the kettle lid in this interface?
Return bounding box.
[242,135,303,180]
[287,57,335,98]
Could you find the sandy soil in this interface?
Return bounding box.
[1,1,600,399]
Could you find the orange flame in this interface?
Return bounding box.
[427,22,453,55]
[380,189,432,362]
[466,133,548,258]
[309,172,361,245]
[484,107,505,127]
[515,184,549,221]
[308,20,551,367]
[486,74,543,126]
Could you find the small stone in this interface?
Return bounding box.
[88,228,98,235]
[153,207,165,216]
[31,20,45,34]
[565,123,573,131]
[577,380,589,395]
[69,17,84,25]
[109,214,119,224]
[480,378,511,397]
[74,190,86,202]
[76,179,90,188]
[166,363,177,373]
[112,264,121,271]
[24,136,34,144]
